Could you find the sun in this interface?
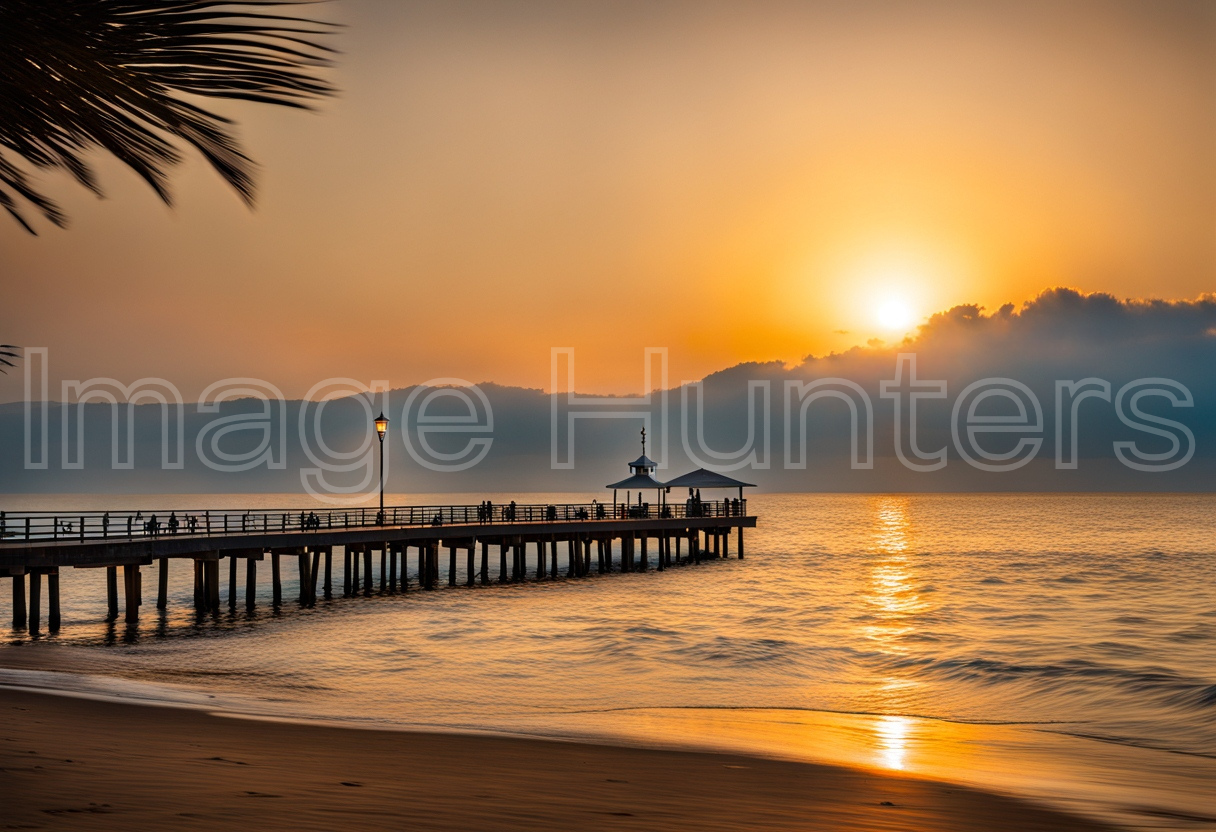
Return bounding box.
[874,297,916,331]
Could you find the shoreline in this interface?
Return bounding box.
[0,686,1121,832]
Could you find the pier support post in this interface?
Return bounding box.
[297,554,310,605]
[420,546,428,589]
[48,571,60,631]
[676,535,682,564]
[11,574,27,628]
[380,547,387,593]
[714,530,720,559]
[193,561,203,611]
[157,558,169,609]
[550,539,558,579]
[229,555,238,609]
[107,566,119,619]
[207,560,220,612]
[343,549,352,597]
[499,543,507,583]
[566,538,576,578]
[123,564,141,623]
[325,548,333,598]
[28,571,41,633]
[480,541,489,585]
[723,530,729,558]
[448,545,457,587]
[352,547,361,594]
[246,557,257,611]
[737,526,744,559]
[656,536,664,572]
[467,544,475,587]
[311,550,322,601]
[271,553,282,607]
[640,536,649,572]
[388,545,397,593]
[363,550,373,596]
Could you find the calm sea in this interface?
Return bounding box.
[2,492,1214,830]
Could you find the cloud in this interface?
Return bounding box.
[1,289,1213,494]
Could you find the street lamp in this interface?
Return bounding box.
[374,412,389,521]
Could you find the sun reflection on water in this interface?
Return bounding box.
[863,497,928,769]
[876,715,911,770]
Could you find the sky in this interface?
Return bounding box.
[3,0,1216,400]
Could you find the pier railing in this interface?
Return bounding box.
[0,499,747,544]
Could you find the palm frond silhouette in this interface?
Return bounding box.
[0,1,336,233]
[0,345,19,373]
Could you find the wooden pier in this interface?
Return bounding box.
[0,500,755,631]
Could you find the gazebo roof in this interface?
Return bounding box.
[606,472,667,490]
[663,468,756,489]
[629,454,658,470]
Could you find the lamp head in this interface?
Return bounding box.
[374,412,389,440]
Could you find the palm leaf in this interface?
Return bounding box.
[0,1,336,233]
[0,345,19,373]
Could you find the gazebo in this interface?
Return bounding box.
[663,468,755,517]
[606,429,667,517]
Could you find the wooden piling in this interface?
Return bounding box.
[363,550,373,596]
[11,574,27,628]
[448,545,457,587]
[207,560,220,612]
[480,541,489,585]
[246,556,257,610]
[228,555,238,609]
[737,526,744,559]
[48,571,60,630]
[297,554,310,605]
[28,571,41,633]
[380,547,388,593]
[271,553,282,607]
[324,548,333,598]
[157,558,169,609]
[107,566,118,619]
[193,560,204,611]
[498,543,507,583]
[123,564,140,623]
[388,545,397,593]
[343,549,352,596]
[466,544,475,587]
[312,550,322,600]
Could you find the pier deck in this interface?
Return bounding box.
[1,500,755,631]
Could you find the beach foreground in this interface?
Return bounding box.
[1,690,1115,832]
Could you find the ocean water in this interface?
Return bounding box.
[1,492,1214,829]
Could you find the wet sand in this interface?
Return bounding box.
[0,689,1117,832]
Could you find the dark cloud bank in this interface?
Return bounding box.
[2,289,1213,494]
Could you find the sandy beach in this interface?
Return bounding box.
[0,689,1117,832]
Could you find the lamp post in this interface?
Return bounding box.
[374,412,389,522]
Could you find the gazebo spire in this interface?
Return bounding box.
[640,427,646,457]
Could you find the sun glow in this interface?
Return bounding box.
[874,296,916,331]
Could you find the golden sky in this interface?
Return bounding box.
[2,0,1215,398]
